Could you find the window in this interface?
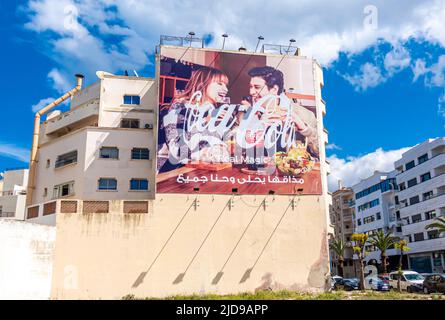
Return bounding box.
[98,178,117,190]
[130,179,149,191]
[376,212,381,220]
[418,153,428,164]
[420,172,431,183]
[427,230,439,240]
[407,178,417,188]
[357,198,380,212]
[357,219,362,226]
[53,181,74,199]
[405,160,415,171]
[425,210,436,220]
[395,196,399,205]
[411,214,422,224]
[363,216,375,224]
[100,147,119,159]
[423,191,433,201]
[396,226,402,232]
[406,235,412,243]
[121,119,140,128]
[131,148,150,160]
[46,159,50,168]
[399,182,406,191]
[43,188,48,197]
[413,232,424,242]
[409,195,420,205]
[55,150,78,168]
[123,95,140,105]
[396,211,401,220]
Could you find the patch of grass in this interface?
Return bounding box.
[123,289,444,300]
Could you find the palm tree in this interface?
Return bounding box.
[368,230,397,274]
[351,233,368,291]
[330,238,346,277]
[394,239,410,293]
[425,216,445,235]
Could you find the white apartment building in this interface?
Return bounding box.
[329,187,355,277]
[352,171,401,270]
[394,137,445,273]
[26,74,157,225]
[0,168,28,220]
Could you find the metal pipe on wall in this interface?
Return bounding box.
[26,74,84,206]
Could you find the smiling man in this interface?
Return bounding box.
[245,66,319,157]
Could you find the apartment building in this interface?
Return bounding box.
[0,168,28,220]
[351,171,402,271]
[394,137,445,273]
[329,187,355,277]
[26,74,157,225]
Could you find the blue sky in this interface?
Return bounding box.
[1,0,444,190]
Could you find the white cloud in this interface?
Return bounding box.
[0,143,30,163]
[343,62,385,91]
[384,44,411,76]
[412,59,428,82]
[326,143,342,151]
[48,68,72,93]
[23,0,445,74]
[327,147,410,192]
[31,97,55,112]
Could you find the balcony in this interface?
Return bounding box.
[399,192,445,217]
[406,236,445,254]
[45,98,99,135]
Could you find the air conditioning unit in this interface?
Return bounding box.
[145,124,154,129]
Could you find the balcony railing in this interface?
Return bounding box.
[396,152,445,176]
[0,212,15,218]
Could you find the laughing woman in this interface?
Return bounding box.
[157,66,231,173]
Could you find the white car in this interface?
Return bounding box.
[389,271,424,292]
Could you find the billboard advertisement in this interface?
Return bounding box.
[156,46,321,195]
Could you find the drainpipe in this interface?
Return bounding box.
[26,74,84,206]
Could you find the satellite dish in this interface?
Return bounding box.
[96,71,114,79]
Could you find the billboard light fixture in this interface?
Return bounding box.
[222,33,228,50]
[255,36,264,52]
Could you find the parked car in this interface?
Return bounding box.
[368,277,390,291]
[378,274,390,285]
[423,274,445,294]
[331,276,343,290]
[389,271,425,292]
[342,278,360,291]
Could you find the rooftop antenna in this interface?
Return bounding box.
[188,31,195,47]
[222,33,228,50]
[255,36,264,53]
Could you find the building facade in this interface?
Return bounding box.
[394,137,445,273]
[26,75,157,225]
[351,171,401,271]
[0,169,28,220]
[329,187,355,277]
[23,44,332,299]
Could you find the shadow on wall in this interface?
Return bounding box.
[132,196,302,289]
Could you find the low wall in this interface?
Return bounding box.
[50,194,330,299]
[0,220,55,300]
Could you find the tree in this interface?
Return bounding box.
[425,216,445,235]
[394,239,410,293]
[368,230,397,274]
[330,238,346,277]
[351,233,368,291]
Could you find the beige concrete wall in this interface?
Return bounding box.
[50,193,330,299]
[0,219,55,299]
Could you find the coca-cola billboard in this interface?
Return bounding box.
[156,46,322,195]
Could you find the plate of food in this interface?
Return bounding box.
[273,143,315,176]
